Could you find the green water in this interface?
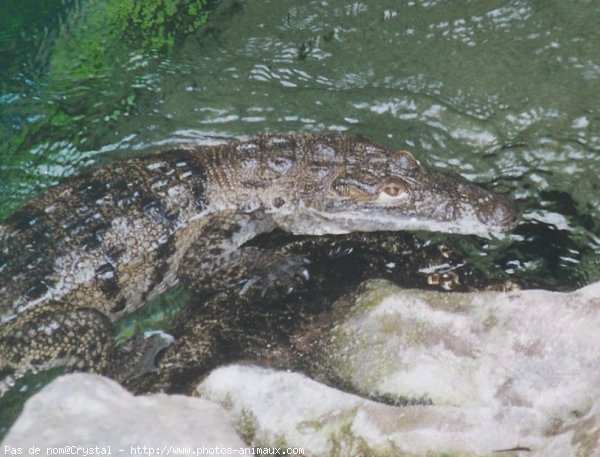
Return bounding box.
[2,0,600,289]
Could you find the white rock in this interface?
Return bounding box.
[2,373,245,455]
[196,279,600,456]
[318,280,600,418]
[198,364,551,456]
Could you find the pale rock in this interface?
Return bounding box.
[3,373,245,455]
[198,279,600,456]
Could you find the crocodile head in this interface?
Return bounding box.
[274,136,518,238]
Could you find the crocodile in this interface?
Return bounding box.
[0,133,518,392]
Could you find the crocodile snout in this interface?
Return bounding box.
[476,195,519,230]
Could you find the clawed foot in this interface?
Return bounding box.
[237,254,310,302]
[112,331,174,382]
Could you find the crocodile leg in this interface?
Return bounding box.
[121,240,312,392]
[124,285,303,394]
[122,304,220,394]
[179,211,310,302]
[124,213,313,392]
[0,303,112,393]
[187,246,310,301]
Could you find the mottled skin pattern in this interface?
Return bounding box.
[0,133,517,392]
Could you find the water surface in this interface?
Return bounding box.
[2,0,600,289]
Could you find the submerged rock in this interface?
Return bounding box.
[2,373,244,453]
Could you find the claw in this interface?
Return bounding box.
[239,277,259,296]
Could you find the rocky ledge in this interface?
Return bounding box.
[4,280,599,456]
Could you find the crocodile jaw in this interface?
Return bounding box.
[288,208,500,238]
[272,186,517,239]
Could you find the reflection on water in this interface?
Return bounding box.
[2,0,600,289]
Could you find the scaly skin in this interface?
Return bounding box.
[0,133,517,391]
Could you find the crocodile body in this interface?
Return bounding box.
[0,133,517,390]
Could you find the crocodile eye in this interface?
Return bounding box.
[382,184,404,197]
